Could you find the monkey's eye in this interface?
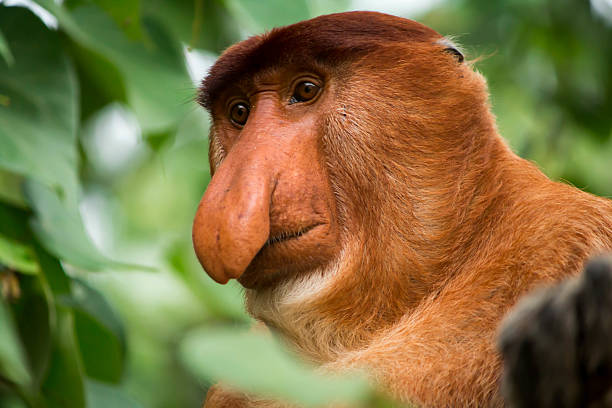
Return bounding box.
[291,81,320,103]
[229,102,249,126]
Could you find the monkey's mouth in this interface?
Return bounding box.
[238,222,331,289]
[264,223,323,247]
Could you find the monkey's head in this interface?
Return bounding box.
[192,12,495,290]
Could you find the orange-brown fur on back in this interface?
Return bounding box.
[194,11,612,407]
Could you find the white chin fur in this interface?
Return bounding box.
[245,245,348,321]
[243,244,355,363]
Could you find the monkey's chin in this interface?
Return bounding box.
[237,223,339,289]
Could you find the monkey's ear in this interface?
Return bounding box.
[437,37,464,63]
[444,47,464,63]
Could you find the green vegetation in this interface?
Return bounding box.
[0,1,610,407]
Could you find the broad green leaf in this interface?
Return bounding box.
[306,0,352,16]
[0,202,32,243]
[0,234,39,275]
[26,182,146,271]
[141,0,240,53]
[42,307,86,408]
[62,279,125,346]
[92,0,143,40]
[180,327,371,407]
[86,380,144,408]
[0,204,47,394]
[73,311,124,382]
[0,26,14,66]
[60,279,126,383]
[26,182,115,271]
[35,242,71,296]
[225,0,311,33]
[172,105,210,150]
[34,0,194,133]
[0,394,27,408]
[12,275,52,390]
[0,6,79,205]
[69,42,127,121]
[0,297,31,387]
[0,169,27,208]
[167,241,247,322]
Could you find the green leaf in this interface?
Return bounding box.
[60,279,126,383]
[0,6,80,205]
[73,311,124,383]
[25,182,114,271]
[42,307,86,408]
[26,182,146,271]
[167,241,247,322]
[0,26,14,66]
[0,234,39,275]
[86,380,144,408]
[62,279,125,347]
[306,0,352,16]
[225,0,311,33]
[141,0,240,53]
[172,105,210,149]
[0,297,31,387]
[0,202,32,244]
[69,42,127,121]
[11,275,52,390]
[0,394,27,408]
[180,327,371,407]
[35,242,71,296]
[34,0,194,133]
[92,0,143,40]
[0,169,27,208]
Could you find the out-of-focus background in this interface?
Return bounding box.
[0,0,611,407]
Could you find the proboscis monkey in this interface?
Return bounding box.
[191,11,612,407]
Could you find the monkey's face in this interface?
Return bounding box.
[192,12,477,290]
[192,67,342,289]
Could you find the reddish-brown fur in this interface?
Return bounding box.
[192,11,612,407]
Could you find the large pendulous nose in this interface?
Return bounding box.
[192,145,273,284]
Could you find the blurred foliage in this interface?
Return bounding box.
[426,0,612,196]
[0,0,610,407]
